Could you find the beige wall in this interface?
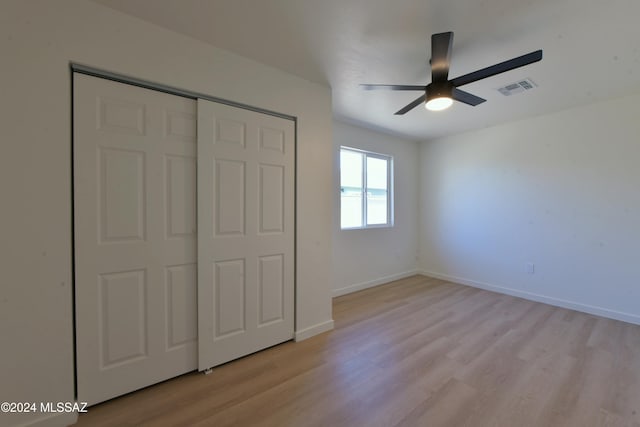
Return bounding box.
[0,1,333,426]
[419,92,640,324]
[332,121,419,296]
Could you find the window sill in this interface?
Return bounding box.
[340,224,394,231]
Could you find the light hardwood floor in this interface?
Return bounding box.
[75,275,640,426]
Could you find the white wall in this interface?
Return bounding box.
[0,1,333,426]
[332,120,419,296]
[418,92,640,324]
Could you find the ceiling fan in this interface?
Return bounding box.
[361,32,542,114]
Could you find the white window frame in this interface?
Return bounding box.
[340,146,394,230]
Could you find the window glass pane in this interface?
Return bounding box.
[341,191,363,228]
[366,156,388,225]
[366,157,387,190]
[340,149,363,228]
[340,150,363,188]
[367,192,387,225]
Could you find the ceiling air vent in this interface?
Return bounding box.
[497,78,537,96]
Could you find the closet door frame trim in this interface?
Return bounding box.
[71,63,296,121]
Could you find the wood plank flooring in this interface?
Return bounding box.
[75,275,640,426]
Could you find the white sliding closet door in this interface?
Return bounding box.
[197,99,295,370]
[74,74,198,405]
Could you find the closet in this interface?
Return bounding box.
[74,73,294,405]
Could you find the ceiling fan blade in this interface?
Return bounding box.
[450,50,543,87]
[395,94,427,115]
[360,84,426,91]
[431,31,453,82]
[451,88,486,106]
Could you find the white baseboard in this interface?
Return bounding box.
[16,411,77,427]
[332,270,419,297]
[294,319,334,341]
[418,269,640,326]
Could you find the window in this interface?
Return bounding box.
[340,147,393,229]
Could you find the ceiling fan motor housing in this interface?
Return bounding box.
[427,81,453,100]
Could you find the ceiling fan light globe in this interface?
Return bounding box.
[425,96,453,111]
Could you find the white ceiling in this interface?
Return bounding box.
[92,0,640,141]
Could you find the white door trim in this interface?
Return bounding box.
[71,63,296,121]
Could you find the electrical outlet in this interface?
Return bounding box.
[526,262,535,274]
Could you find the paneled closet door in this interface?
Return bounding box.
[74,74,198,405]
[197,99,295,370]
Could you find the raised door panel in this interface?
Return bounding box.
[165,155,196,239]
[259,164,285,234]
[258,254,284,326]
[215,160,246,237]
[98,148,146,243]
[98,97,146,136]
[165,264,197,350]
[99,269,148,367]
[164,110,196,144]
[214,259,246,339]
[216,118,246,148]
[259,127,285,153]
